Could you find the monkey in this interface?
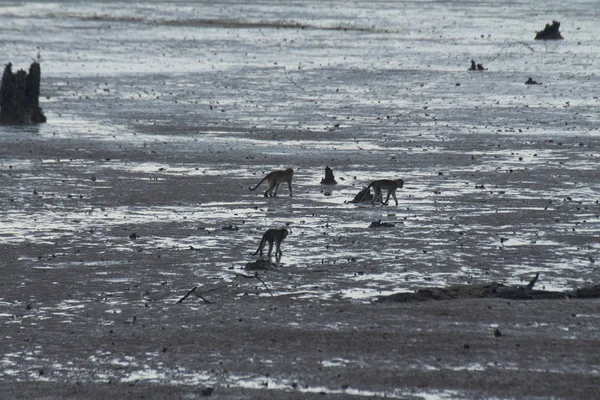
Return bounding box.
[249,168,294,197]
[252,228,289,258]
[356,179,404,206]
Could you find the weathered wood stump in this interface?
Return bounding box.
[320,166,338,185]
[0,62,46,125]
[535,20,563,40]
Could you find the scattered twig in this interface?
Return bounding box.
[197,295,213,304]
[235,272,274,297]
[176,272,273,304]
[283,67,305,90]
[176,286,198,304]
[518,41,535,52]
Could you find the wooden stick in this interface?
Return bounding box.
[283,67,305,90]
[176,286,198,304]
[526,273,539,290]
[197,295,213,304]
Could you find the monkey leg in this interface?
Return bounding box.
[383,191,392,205]
[371,187,383,204]
[264,182,276,197]
[391,191,398,206]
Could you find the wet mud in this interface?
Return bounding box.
[1,1,600,399]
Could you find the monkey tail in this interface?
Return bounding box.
[249,176,268,191]
[355,182,374,203]
[252,238,265,256]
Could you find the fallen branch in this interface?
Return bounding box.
[176,286,198,304]
[235,272,273,297]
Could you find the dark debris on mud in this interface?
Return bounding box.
[378,273,600,303]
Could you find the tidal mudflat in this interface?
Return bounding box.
[1,1,599,398]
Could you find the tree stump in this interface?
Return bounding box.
[535,20,563,40]
[0,62,47,125]
[320,166,338,185]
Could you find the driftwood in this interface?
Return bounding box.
[535,20,563,40]
[0,62,46,125]
[320,166,338,185]
[377,273,600,303]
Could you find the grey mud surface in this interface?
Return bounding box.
[1,1,600,399]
